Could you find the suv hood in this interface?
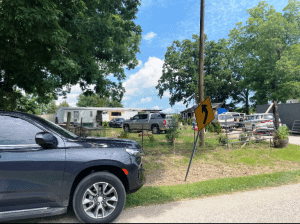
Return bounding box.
[82,137,142,149]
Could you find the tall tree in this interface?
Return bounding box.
[229,0,300,105]
[0,0,141,110]
[76,93,123,107]
[156,34,238,107]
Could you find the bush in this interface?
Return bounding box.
[103,121,108,127]
[118,131,129,139]
[214,121,222,134]
[139,132,155,142]
[274,125,289,140]
[218,134,227,145]
[206,123,214,133]
[239,133,251,142]
[187,117,192,125]
[166,117,180,144]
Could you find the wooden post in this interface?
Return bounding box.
[199,0,205,147]
[80,118,83,137]
[66,112,71,131]
[273,101,279,130]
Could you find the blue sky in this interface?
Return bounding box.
[56,0,290,113]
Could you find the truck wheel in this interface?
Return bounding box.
[73,172,126,224]
[123,125,130,132]
[152,125,160,134]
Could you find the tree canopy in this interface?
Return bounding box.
[156,34,238,107]
[0,0,141,110]
[76,93,123,107]
[229,0,300,105]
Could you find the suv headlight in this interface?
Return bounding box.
[126,148,144,157]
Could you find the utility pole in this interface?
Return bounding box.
[199,0,205,146]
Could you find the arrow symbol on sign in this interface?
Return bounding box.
[202,105,208,124]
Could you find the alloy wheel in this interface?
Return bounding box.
[82,182,118,219]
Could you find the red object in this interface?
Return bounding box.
[163,120,166,126]
[195,126,198,131]
[174,138,176,141]
[122,169,128,175]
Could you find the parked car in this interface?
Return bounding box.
[108,118,125,128]
[0,111,145,223]
[242,113,282,132]
[123,112,170,134]
[224,112,245,127]
[212,113,235,130]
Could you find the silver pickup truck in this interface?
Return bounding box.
[123,113,169,134]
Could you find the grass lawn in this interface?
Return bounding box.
[91,125,300,207]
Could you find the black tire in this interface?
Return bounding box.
[73,172,126,223]
[152,125,160,134]
[123,125,130,132]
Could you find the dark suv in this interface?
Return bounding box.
[0,111,145,223]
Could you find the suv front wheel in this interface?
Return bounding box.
[123,125,130,132]
[73,172,126,223]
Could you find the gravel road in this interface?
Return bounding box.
[16,183,300,223]
[115,183,300,223]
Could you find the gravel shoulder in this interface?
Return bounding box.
[115,183,300,223]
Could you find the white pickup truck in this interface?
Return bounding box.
[123,112,171,134]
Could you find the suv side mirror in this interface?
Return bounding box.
[35,132,58,149]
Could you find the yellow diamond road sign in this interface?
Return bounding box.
[194,97,215,131]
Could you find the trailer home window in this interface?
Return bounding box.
[90,111,93,117]
[74,111,79,119]
[111,112,121,116]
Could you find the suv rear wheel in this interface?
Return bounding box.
[73,172,126,223]
[152,125,160,134]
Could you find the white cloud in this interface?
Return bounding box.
[175,102,183,106]
[122,57,164,101]
[162,91,171,98]
[137,60,143,67]
[163,108,172,113]
[152,106,160,110]
[143,32,157,42]
[141,97,152,103]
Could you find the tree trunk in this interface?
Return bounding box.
[245,89,249,115]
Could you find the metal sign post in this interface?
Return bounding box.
[185,96,215,181]
[185,131,201,181]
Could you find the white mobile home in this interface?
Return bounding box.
[56,107,148,127]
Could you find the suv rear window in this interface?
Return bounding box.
[150,114,161,119]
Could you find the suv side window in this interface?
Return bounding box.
[0,115,43,146]
[139,114,148,120]
[132,115,139,120]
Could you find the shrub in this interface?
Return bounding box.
[187,117,192,125]
[206,123,214,133]
[166,117,180,144]
[118,131,129,139]
[214,121,222,134]
[218,134,227,145]
[274,125,289,140]
[138,132,155,142]
[239,133,251,142]
[103,121,108,127]
[273,125,290,148]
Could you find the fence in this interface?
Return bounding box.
[60,115,106,137]
[291,120,300,134]
[223,118,273,149]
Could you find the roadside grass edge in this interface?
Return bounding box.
[125,169,300,208]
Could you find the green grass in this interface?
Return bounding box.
[125,169,300,208]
